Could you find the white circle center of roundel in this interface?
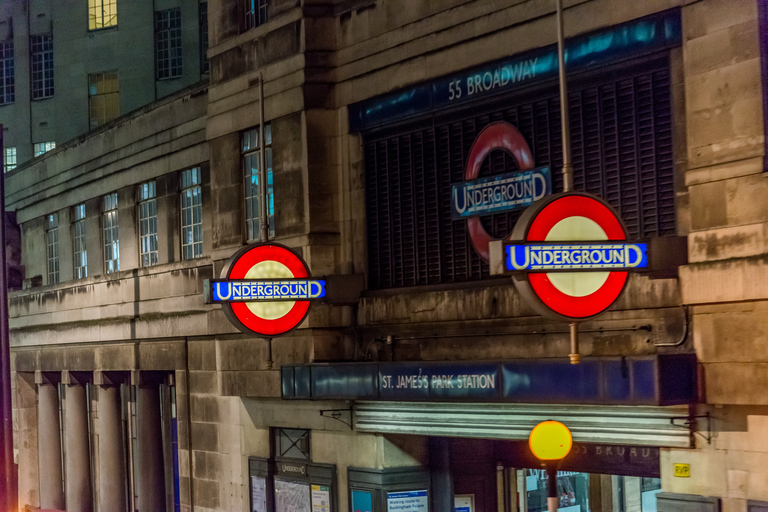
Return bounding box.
[545,216,609,297]
[245,260,295,320]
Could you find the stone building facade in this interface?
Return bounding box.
[5,0,768,512]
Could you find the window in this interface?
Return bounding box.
[73,204,87,279]
[89,0,117,30]
[138,181,158,267]
[89,70,119,129]
[274,428,310,460]
[34,141,55,157]
[181,167,203,260]
[46,213,59,285]
[244,0,268,30]
[242,125,274,241]
[4,147,16,173]
[155,8,182,80]
[0,40,14,104]
[30,34,53,99]
[199,3,209,74]
[103,193,120,274]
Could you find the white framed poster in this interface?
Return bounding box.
[454,494,474,512]
[387,490,429,512]
[276,478,312,512]
[311,484,331,512]
[251,475,267,512]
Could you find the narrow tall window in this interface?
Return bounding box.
[181,167,203,260]
[89,0,117,30]
[155,8,182,80]
[30,34,53,99]
[34,141,55,157]
[199,3,209,74]
[0,40,14,104]
[4,147,16,173]
[46,213,59,285]
[73,204,87,279]
[242,125,274,241]
[89,70,119,129]
[103,193,120,274]
[138,181,158,267]
[244,0,268,30]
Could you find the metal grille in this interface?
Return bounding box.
[364,62,675,289]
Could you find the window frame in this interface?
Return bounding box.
[137,181,158,267]
[102,192,120,274]
[155,8,183,80]
[4,147,16,173]
[242,124,274,242]
[88,70,120,129]
[30,33,54,100]
[73,204,88,279]
[0,39,14,105]
[45,213,60,285]
[180,167,203,260]
[88,0,118,31]
[244,0,268,31]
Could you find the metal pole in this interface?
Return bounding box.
[547,463,559,512]
[258,73,269,242]
[556,0,573,192]
[569,322,580,364]
[0,125,16,511]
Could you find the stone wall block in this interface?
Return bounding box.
[703,363,768,405]
[688,223,768,263]
[190,394,221,423]
[689,180,727,230]
[190,421,219,452]
[188,339,217,371]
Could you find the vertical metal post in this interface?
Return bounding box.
[0,124,16,512]
[258,73,268,242]
[569,323,580,364]
[556,0,573,192]
[547,464,559,512]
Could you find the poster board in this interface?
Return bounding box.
[276,478,312,512]
[454,495,474,512]
[352,489,373,512]
[251,475,268,512]
[312,484,332,512]
[387,490,428,512]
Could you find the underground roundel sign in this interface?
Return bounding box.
[504,192,648,321]
[211,243,326,336]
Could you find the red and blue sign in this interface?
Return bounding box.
[505,193,647,321]
[213,243,325,336]
[460,121,551,261]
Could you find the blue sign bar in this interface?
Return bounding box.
[379,362,500,401]
[211,279,326,302]
[505,242,648,271]
[348,9,681,131]
[451,167,551,220]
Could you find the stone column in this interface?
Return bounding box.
[429,437,453,512]
[38,383,65,510]
[63,384,94,512]
[96,385,127,512]
[136,385,166,512]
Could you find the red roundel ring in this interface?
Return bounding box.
[513,193,629,320]
[465,122,534,261]
[222,243,311,336]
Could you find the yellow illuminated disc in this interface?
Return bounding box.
[528,420,573,460]
[245,260,294,320]
[545,216,609,297]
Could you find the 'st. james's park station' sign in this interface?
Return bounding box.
[503,192,649,322]
[210,243,326,336]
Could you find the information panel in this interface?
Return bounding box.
[311,484,331,512]
[276,479,311,512]
[387,490,429,512]
[251,476,268,512]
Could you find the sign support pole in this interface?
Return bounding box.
[258,75,275,367]
[556,0,580,364]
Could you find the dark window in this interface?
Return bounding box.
[155,8,182,80]
[244,0,268,30]
[31,34,54,99]
[199,2,209,74]
[364,61,675,289]
[0,40,14,104]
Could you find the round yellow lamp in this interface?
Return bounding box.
[528,420,573,460]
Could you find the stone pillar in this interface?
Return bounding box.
[137,385,166,512]
[96,385,127,512]
[64,384,93,512]
[429,437,453,512]
[38,383,65,510]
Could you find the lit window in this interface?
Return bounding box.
[0,40,14,105]
[199,3,209,74]
[155,8,182,80]
[89,70,119,129]
[46,213,59,285]
[30,34,53,99]
[138,181,158,267]
[4,147,16,172]
[244,0,268,30]
[103,193,120,274]
[242,124,273,241]
[34,141,55,157]
[73,204,87,279]
[89,0,117,30]
[181,167,203,260]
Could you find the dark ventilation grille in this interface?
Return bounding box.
[364,62,675,289]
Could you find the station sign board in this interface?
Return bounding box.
[211,243,326,337]
[504,192,648,321]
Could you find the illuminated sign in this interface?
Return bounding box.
[451,167,551,219]
[506,242,648,271]
[461,122,551,261]
[213,243,325,336]
[505,192,643,321]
